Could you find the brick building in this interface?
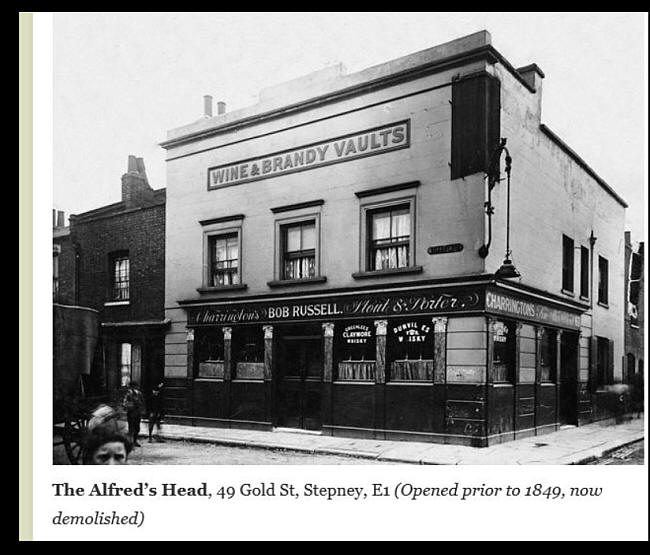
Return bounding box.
[624,231,644,383]
[160,31,628,446]
[53,209,75,304]
[60,156,168,396]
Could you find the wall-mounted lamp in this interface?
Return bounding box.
[479,138,520,279]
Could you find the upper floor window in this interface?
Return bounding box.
[598,256,609,305]
[209,233,240,286]
[368,205,410,271]
[281,221,316,280]
[562,235,574,292]
[110,252,130,301]
[580,245,589,299]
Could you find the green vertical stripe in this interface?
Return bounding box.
[18,11,33,542]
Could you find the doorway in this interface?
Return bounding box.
[275,329,323,430]
[559,332,579,425]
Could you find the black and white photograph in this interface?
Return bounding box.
[49,13,645,472]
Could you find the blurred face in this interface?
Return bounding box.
[91,442,128,465]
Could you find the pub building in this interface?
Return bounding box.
[160,31,627,446]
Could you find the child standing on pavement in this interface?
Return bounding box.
[123,381,145,447]
[148,382,165,443]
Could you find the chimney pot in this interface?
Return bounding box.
[217,101,226,115]
[203,95,213,117]
[127,154,139,174]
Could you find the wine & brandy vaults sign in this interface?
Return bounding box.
[207,120,410,189]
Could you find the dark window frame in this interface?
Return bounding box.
[109,250,130,301]
[598,255,609,305]
[539,328,558,383]
[580,245,590,299]
[562,235,574,293]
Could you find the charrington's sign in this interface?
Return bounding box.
[207,120,410,189]
[485,289,582,330]
[187,287,483,326]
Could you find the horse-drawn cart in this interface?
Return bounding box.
[53,303,104,464]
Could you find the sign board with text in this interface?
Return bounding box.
[485,289,582,331]
[187,286,483,326]
[207,120,410,189]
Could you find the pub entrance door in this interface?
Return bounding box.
[275,329,323,431]
[559,332,579,425]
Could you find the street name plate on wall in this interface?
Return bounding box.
[207,120,410,189]
[427,243,464,255]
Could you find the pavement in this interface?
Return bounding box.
[150,415,645,465]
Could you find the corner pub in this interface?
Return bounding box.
[160,31,627,446]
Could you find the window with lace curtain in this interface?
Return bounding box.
[209,233,240,286]
[281,221,316,280]
[368,205,410,271]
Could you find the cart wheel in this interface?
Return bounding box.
[63,414,88,464]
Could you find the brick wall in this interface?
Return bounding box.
[53,232,76,305]
[70,196,165,323]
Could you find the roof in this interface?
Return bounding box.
[540,125,627,208]
[69,188,166,223]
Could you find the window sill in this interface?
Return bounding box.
[352,266,423,279]
[267,276,327,288]
[579,295,589,302]
[197,284,248,294]
[561,288,575,297]
[104,300,130,306]
[597,301,609,309]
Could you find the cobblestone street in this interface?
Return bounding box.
[587,440,644,465]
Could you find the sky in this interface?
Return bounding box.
[52,12,647,239]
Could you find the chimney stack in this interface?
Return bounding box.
[57,210,65,228]
[122,155,154,209]
[517,63,545,118]
[203,95,213,117]
[217,101,226,115]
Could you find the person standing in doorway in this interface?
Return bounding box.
[148,381,165,443]
[123,381,145,447]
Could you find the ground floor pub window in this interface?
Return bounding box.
[387,318,434,381]
[195,329,225,378]
[335,320,376,380]
[119,342,141,387]
[232,325,264,380]
[492,320,515,383]
[539,328,558,382]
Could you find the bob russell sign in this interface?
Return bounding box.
[187,287,482,326]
